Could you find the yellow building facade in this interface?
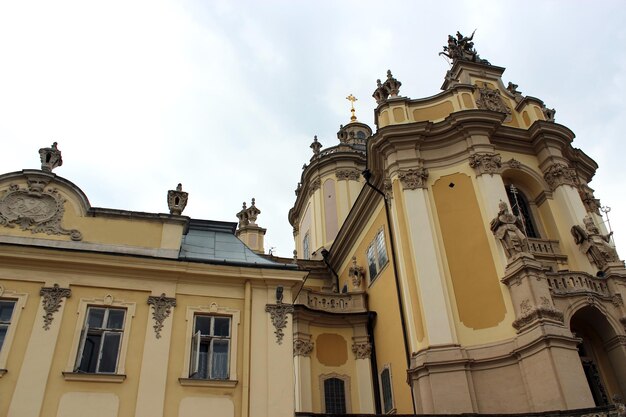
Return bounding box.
[1,33,626,417]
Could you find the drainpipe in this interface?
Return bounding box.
[367,311,382,414]
[321,249,340,293]
[363,168,417,416]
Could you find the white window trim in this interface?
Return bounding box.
[0,286,28,377]
[379,363,396,414]
[319,372,351,414]
[367,228,389,286]
[179,302,240,386]
[64,294,136,379]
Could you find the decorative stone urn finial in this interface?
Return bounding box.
[167,183,188,215]
[39,142,63,172]
[385,70,401,98]
[310,135,322,156]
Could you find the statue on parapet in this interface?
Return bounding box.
[571,215,620,270]
[440,30,490,65]
[490,200,530,259]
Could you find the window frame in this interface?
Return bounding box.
[319,373,351,414]
[0,287,28,377]
[179,303,240,387]
[189,315,231,380]
[74,306,126,374]
[303,232,311,260]
[379,364,396,414]
[366,228,389,285]
[64,295,135,382]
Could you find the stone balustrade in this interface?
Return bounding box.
[295,288,367,313]
[546,271,610,298]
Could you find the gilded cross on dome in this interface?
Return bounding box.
[346,94,358,122]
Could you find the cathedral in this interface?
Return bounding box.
[0,33,625,417]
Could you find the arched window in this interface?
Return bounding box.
[323,376,348,413]
[505,184,539,238]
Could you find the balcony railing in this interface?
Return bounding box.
[546,271,610,298]
[295,288,367,313]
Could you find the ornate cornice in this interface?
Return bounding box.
[543,163,578,190]
[335,169,361,181]
[40,284,71,330]
[469,153,502,176]
[398,168,429,190]
[351,341,372,359]
[0,180,82,241]
[293,337,314,357]
[147,293,176,339]
[265,303,294,345]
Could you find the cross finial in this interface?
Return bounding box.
[346,94,358,122]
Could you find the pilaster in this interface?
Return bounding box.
[8,283,71,417]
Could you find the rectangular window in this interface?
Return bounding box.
[324,377,347,414]
[190,315,231,380]
[0,300,16,353]
[75,307,126,374]
[381,366,395,414]
[367,229,389,283]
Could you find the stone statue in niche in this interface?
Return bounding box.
[490,200,529,258]
[571,215,620,270]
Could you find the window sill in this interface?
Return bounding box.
[178,378,238,388]
[62,372,126,383]
[0,369,6,378]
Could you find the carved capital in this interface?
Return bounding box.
[308,178,321,197]
[398,168,429,190]
[335,169,361,181]
[351,341,372,359]
[40,284,71,330]
[0,183,82,240]
[507,158,522,169]
[265,303,294,345]
[147,293,176,339]
[543,163,578,190]
[469,153,502,176]
[293,337,314,357]
[578,184,601,215]
[383,178,393,200]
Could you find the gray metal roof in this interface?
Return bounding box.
[179,220,296,268]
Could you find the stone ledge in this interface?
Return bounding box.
[62,372,126,383]
[178,378,238,388]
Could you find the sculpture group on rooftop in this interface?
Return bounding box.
[440,30,490,65]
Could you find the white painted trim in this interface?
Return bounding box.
[180,303,240,381]
[64,295,136,375]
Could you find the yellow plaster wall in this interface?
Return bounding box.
[0,279,42,417]
[163,293,244,417]
[309,326,358,413]
[336,205,413,414]
[40,285,150,417]
[0,179,182,250]
[411,101,455,123]
[432,173,506,330]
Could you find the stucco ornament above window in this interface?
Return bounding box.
[265,299,294,345]
[0,176,82,241]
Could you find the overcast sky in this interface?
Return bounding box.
[1,1,625,257]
